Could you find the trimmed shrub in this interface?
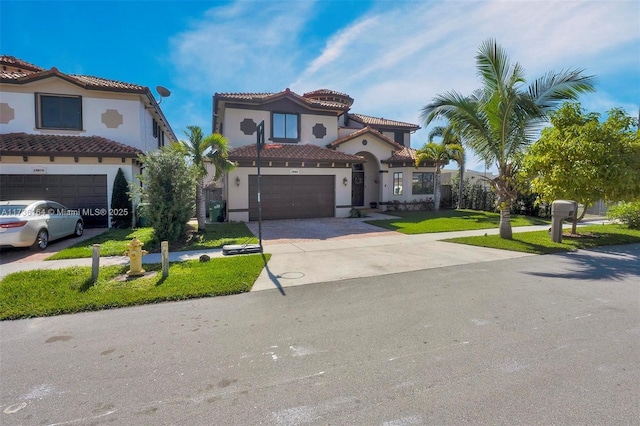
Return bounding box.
[110,168,133,228]
[607,202,640,229]
[138,149,195,242]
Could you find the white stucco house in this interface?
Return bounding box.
[0,55,176,227]
[213,88,438,222]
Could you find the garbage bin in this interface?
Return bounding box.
[209,201,224,223]
[137,203,150,227]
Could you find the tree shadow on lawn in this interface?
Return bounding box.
[524,244,640,282]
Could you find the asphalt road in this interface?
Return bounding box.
[1,244,639,425]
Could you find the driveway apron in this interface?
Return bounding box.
[246,215,535,292]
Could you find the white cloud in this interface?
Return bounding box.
[166,0,639,168]
[169,1,316,94]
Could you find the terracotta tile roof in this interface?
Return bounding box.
[381,146,435,166]
[303,89,354,107]
[215,88,350,110]
[304,88,350,97]
[349,113,420,130]
[65,74,147,92]
[0,55,44,72]
[0,132,143,157]
[229,143,364,163]
[327,126,405,150]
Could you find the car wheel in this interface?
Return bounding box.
[31,229,49,251]
[73,221,84,237]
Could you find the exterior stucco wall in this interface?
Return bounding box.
[0,79,164,153]
[223,108,270,148]
[300,114,337,145]
[223,107,338,149]
[226,166,352,222]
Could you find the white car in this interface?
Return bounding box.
[0,200,84,250]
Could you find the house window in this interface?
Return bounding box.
[394,131,405,146]
[412,172,434,195]
[36,93,82,130]
[272,112,299,142]
[393,172,403,195]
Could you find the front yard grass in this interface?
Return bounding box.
[443,224,640,254]
[366,209,549,234]
[0,254,269,320]
[47,222,257,260]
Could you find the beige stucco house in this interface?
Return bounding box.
[213,88,437,222]
[0,55,176,227]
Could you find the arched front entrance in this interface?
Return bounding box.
[351,151,380,207]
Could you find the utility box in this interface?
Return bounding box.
[551,200,576,242]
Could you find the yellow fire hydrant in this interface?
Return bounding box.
[124,237,148,277]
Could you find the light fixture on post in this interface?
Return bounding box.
[235,176,241,187]
[343,177,348,186]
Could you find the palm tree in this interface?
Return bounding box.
[414,141,464,210]
[420,38,595,238]
[171,125,235,232]
[428,125,466,209]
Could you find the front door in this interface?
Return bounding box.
[351,165,364,207]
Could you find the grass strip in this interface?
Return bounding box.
[366,209,549,234]
[47,223,257,260]
[0,254,269,320]
[443,224,640,254]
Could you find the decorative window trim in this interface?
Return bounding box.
[35,93,83,130]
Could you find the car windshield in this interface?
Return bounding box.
[0,205,29,216]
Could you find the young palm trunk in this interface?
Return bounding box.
[457,165,464,209]
[196,179,206,232]
[499,208,513,239]
[434,170,441,210]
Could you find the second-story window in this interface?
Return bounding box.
[272,112,299,142]
[36,93,82,130]
[394,131,405,146]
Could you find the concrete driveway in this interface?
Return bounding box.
[244,212,400,245]
[246,214,540,292]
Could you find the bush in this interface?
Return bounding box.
[607,202,640,229]
[137,149,195,242]
[110,168,133,228]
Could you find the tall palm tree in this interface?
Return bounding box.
[171,125,235,232]
[420,39,596,238]
[414,141,464,210]
[428,125,466,209]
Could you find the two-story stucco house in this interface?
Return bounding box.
[0,56,176,227]
[214,88,437,222]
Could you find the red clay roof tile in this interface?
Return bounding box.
[229,143,364,163]
[0,133,143,157]
[327,126,405,150]
[349,113,420,130]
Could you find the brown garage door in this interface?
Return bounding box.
[0,174,108,227]
[249,175,335,220]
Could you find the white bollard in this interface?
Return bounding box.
[92,244,100,282]
[161,241,169,278]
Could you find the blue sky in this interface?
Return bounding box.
[2,0,639,172]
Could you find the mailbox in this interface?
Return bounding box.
[551,200,576,242]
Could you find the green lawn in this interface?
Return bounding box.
[443,224,640,254]
[0,254,269,320]
[47,222,257,260]
[366,209,549,234]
